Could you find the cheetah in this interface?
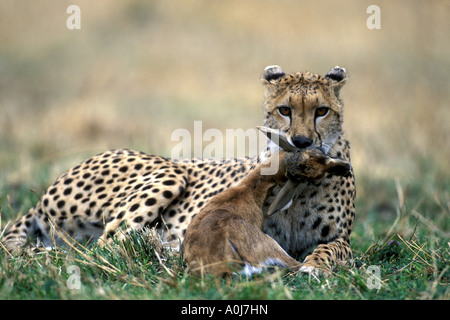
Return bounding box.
[182,144,351,276]
[2,65,356,274]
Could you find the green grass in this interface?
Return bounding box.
[0,229,447,300]
[0,0,448,303]
[1,175,448,300]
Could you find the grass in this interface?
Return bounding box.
[1,175,448,300]
[0,231,447,300]
[0,0,448,302]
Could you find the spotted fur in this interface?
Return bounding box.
[2,65,356,275]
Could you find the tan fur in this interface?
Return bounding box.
[181,149,350,276]
[260,66,355,274]
[2,65,356,277]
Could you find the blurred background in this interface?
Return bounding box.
[0,1,448,232]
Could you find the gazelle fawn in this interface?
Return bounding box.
[181,145,351,276]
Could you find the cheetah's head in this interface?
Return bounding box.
[261,65,347,155]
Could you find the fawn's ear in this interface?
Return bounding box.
[267,180,299,216]
[261,65,285,84]
[324,66,348,97]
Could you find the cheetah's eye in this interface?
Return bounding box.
[315,107,329,118]
[277,106,291,117]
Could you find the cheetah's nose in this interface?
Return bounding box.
[292,136,312,149]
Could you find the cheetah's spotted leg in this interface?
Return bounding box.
[98,165,188,248]
[1,214,33,255]
[300,238,352,275]
[1,206,51,255]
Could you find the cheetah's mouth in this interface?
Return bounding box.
[258,126,345,217]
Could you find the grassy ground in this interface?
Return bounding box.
[0,1,449,301]
[0,174,448,300]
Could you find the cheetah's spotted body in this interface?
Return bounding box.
[4,151,253,249]
[3,65,355,273]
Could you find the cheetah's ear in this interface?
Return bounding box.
[325,66,348,97]
[261,65,285,84]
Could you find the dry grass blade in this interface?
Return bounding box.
[411,210,449,239]
[363,234,397,257]
[0,199,14,258]
[47,218,122,274]
[154,249,175,277]
[397,234,433,268]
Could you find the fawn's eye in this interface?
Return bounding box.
[278,106,291,117]
[315,107,329,118]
